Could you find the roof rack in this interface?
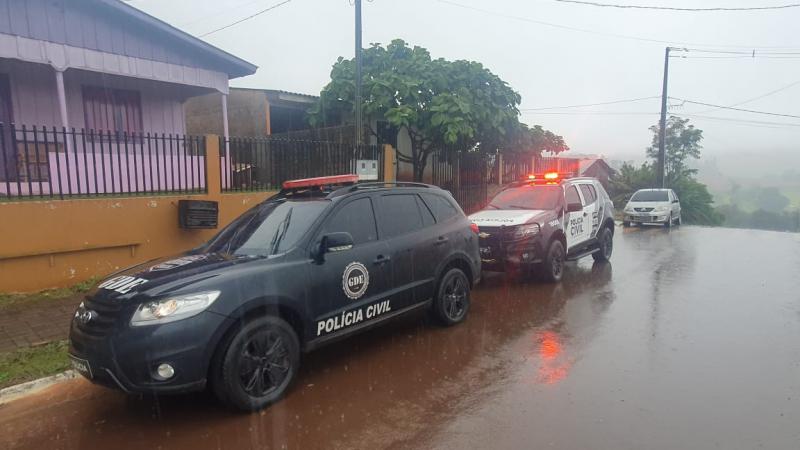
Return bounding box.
[323,181,434,198]
[350,181,433,191]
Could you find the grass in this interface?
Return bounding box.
[0,277,97,312]
[0,341,70,390]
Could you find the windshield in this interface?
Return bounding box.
[203,200,329,256]
[488,185,562,210]
[630,191,669,202]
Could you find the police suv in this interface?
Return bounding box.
[68,175,480,411]
[469,173,615,281]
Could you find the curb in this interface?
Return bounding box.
[0,370,77,405]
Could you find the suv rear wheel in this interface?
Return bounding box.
[541,240,565,283]
[212,316,300,412]
[592,226,613,262]
[432,267,471,326]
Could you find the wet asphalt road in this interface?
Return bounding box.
[1,225,799,450]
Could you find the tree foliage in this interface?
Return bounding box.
[646,116,703,180]
[609,115,722,225]
[308,39,567,180]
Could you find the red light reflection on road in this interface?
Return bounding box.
[535,330,571,385]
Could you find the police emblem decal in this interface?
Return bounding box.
[342,262,369,300]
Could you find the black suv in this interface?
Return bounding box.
[68,176,480,411]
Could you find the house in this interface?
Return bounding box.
[535,155,615,188]
[185,88,318,137]
[0,0,256,196]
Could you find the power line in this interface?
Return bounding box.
[199,0,292,37]
[553,0,800,12]
[436,0,800,49]
[179,0,270,27]
[521,110,657,115]
[669,98,800,119]
[678,48,800,55]
[677,113,800,128]
[707,80,800,111]
[520,95,660,111]
[672,55,800,59]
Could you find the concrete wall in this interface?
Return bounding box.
[0,136,274,293]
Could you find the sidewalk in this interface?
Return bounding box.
[0,296,79,353]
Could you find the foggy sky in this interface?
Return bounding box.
[131,0,800,163]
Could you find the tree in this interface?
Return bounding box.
[308,39,566,180]
[609,116,722,225]
[646,116,703,181]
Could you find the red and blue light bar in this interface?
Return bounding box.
[282,174,359,190]
[527,172,573,183]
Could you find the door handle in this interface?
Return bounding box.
[434,236,450,246]
[373,255,391,265]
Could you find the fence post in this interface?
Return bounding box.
[383,144,396,182]
[497,153,503,185]
[205,134,221,197]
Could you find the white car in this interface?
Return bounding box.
[622,189,681,227]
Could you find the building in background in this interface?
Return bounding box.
[185,88,317,137]
[0,0,256,195]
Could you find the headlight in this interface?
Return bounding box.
[510,223,540,240]
[624,205,633,212]
[654,205,669,212]
[131,291,220,326]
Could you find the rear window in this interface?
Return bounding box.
[378,194,425,238]
[421,193,461,222]
[631,190,669,202]
[579,184,597,204]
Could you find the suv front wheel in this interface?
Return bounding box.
[212,316,300,412]
[541,240,565,283]
[432,267,471,326]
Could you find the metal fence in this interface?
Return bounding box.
[430,149,490,214]
[0,123,207,200]
[501,153,533,183]
[220,137,383,192]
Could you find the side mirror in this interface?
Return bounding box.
[321,232,354,254]
[566,202,583,213]
[672,199,679,204]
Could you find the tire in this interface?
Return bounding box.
[541,240,565,283]
[664,214,672,228]
[432,268,471,326]
[676,215,682,226]
[622,221,631,227]
[592,226,613,262]
[211,316,300,412]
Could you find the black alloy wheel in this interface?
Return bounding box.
[239,329,291,397]
[433,268,471,326]
[212,316,299,412]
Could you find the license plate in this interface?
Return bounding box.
[69,355,93,379]
[480,247,491,256]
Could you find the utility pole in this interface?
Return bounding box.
[354,0,363,147]
[657,46,671,188]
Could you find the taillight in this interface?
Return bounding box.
[470,223,479,234]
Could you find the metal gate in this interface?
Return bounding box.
[430,149,489,214]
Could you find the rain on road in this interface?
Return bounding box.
[1,226,799,450]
